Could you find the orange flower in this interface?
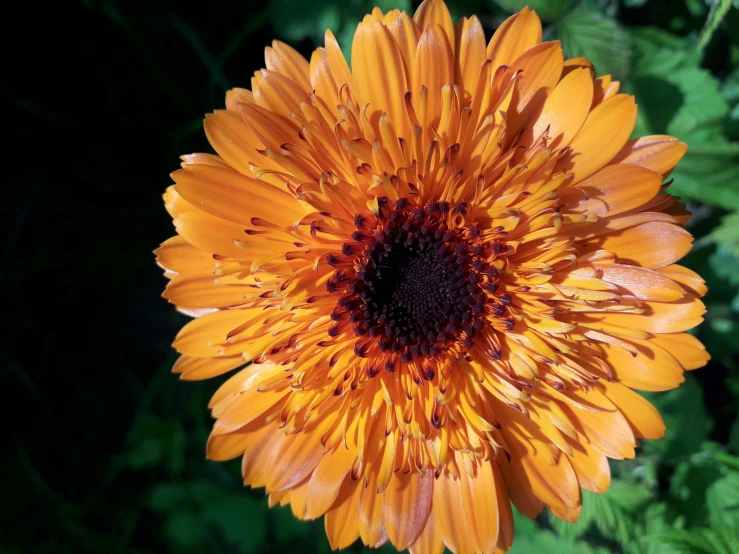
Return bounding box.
[156,1,709,552]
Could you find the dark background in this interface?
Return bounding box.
[4,1,739,553]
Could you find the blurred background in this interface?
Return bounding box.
[4,0,739,552]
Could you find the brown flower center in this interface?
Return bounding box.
[328,199,504,367]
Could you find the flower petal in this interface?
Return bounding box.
[563,94,638,183]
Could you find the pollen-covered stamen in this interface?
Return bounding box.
[329,200,507,364]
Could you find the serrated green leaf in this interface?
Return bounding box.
[705,212,739,255]
[706,471,739,528]
[651,527,739,554]
[669,144,739,210]
[556,9,632,81]
[627,26,739,208]
[492,0,576,21]
[588,481,653,544]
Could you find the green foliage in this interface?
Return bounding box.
[556,8,632,80]
[492,0,576,21]
[642,377,713,461]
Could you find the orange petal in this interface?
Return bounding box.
[413,23,454,127]
[413,0,454,54]
[324,29,354,96]
[172,164,305,229]
[565,434,611,493]
[172,354,244,381]
[212,388,289,436]
[173,208,253,259]
[562,56,594,78]
[352,16,410,134]
[203,110,265,175]
[656,264,707,297]
[600,339,684,391]
[650,333,710,370]
[155,235,213,274]
[358,471,389,548]
[504,42,564,140]
[486,7,542,67]
[163,275,250,309]
[383,471,433,550]
[173,308,261,357]
[581,221,693,269]
[408,510,444,554]
[519,66,593,149]
[599,380,665,440]
[610,135,688,178]
[383,10,421,88]
[564,94,637,183]
[265,40,311,92]
[520,449,581,521]
[225,88,254,111]
[599,294,706,334]
[454,16,486,102]
[433,460,501,553]
[252,68,310,119]
[325,478,361,549]
[562,388,636,459]
[565,164,662,218]
[498,455,544,519]
[599,264,685,302]
[305,446,356,519]
[310,48,340,114]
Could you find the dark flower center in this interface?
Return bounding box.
[359,219,484,359]
[326,199,505,367]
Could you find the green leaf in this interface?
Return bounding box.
[669,143,739,210]
[556,9,632,81]
[590,481,653,544]
[706,471,739,529]
[722,68,739,140]
[627,26,739,209]
[650,527,739,554]
[492,0,576,21]
[509,528,609,554]
[625,502,681,554]
[710,242,739,287]
[705,211,739,255]
[642,377,713,461]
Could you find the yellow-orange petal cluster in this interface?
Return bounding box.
[156,2,709,553]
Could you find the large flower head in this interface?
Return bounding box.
[157,1,709,552]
